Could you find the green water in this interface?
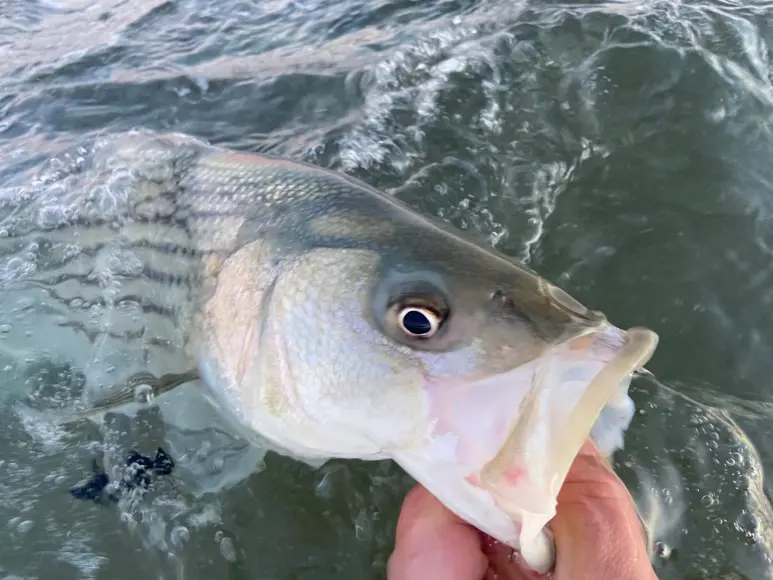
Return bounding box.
[2,0,773,578]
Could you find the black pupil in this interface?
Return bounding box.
[402,309,433,335]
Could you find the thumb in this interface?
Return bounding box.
[550,441,656,580]
[387,485,489,580]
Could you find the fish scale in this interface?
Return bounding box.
[0,129,658,574]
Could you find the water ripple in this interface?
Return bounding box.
[2,1,773,579]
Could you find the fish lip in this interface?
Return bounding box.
[476,325,658,548]
[477,324,658,494]
[397,325,658,569]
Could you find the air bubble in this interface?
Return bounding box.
[16,520,33,534]
[133,383,155,404]
[196,441,213,461]
[701,493,718,508]
[121,511,138,531]
[0,324,11,334]
[654,542,671,559]
[170,526,190,549]
[219,536,237,562]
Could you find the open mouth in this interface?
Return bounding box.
[391,324,659,573]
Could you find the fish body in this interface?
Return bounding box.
[0,130,658,572]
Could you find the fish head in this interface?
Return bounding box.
[200,197,658,571]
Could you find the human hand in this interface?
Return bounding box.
[387,441,657,580]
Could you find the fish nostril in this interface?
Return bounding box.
[490,289,514,309]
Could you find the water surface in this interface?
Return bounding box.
[2,0,773,578]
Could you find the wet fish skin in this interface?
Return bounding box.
[1,130,656,571]
[173,131,610,456]
[3,129,608,448]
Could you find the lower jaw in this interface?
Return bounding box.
[475,325,659,569]
[405,325,659,573]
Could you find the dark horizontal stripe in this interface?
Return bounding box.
[128,212,191,230]
[127,240,228,258]
[48,238,228,260]
[2,212,246,254]
[25,280,181,320]
[54,319,179,350]
[141,265,196,287]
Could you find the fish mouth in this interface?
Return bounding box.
[390,325,658,573]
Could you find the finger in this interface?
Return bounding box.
[388,485,488,580]
[550,442,657,580]
[478,441,622,580]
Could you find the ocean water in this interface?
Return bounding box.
[2,0,773,578]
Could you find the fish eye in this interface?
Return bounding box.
[397,306,442,338]
[375,273,451,347]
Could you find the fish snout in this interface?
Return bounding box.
[391,325,658,573]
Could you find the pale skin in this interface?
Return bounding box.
[387,441,658,580]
